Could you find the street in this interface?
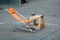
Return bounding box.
[0,0,60,40]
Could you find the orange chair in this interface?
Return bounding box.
[6,8,37,32]
[6,8,45,32]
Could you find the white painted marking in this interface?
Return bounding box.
[0,23,4,24]
[46,23,59,26]
[16,22,20,23]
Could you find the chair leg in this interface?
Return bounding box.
[41,16,45,29]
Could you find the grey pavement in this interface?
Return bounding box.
[0,0,60,40]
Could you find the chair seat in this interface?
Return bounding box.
[21,19,32,23]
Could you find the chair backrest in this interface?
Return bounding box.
[6,8,24,21]
[6,8,32,23]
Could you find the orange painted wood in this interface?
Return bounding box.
[7,8,22,21]
[21,20,32,23]
[7,8,32,23]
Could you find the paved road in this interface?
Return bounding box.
[0,0,60,40]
